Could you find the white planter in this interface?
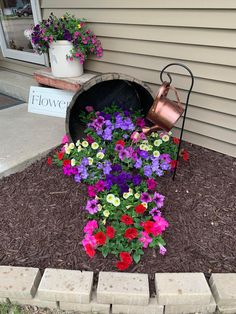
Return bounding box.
[49,40,83,78]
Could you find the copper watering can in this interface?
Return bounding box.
[142,81,184,135]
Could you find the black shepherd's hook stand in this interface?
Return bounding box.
[160,63,194,180]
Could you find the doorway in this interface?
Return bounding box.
[0,0,46,65]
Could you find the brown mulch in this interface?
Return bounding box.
[0,142,235,295]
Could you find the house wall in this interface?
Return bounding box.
[1,0,236,156]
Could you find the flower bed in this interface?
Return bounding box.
[50,105,188,270]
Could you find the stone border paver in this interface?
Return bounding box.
[0,266,235,314]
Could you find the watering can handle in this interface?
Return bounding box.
[151,82,182,112]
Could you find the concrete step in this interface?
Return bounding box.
[0,69,38,101]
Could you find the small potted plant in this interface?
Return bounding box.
[29,12,103,78]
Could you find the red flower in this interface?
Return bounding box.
[106,226,115,239]
[173,137,180,145]
[57,152,64,160]
[47,157,52,165]
[143,221,155,234]
[120,252,132,264]
[124,228,138,240]
[63,159,71,166]
[85,244,95,258]
[94,231,106,245]
[116,140,125,147]
[135,204,146,214]
[116,261,130,271]
[121,215,133,225]
[182,150,189,161]
[170,160,178,169]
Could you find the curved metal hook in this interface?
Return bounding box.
[159,62,194,180]
[160,62,194,95]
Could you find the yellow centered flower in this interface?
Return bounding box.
[123,192,130,199]
[77,145,82,152]
[97,204,102,211]
[76,139,81,146]
[113,197,121,207]
[102,219,107,225]
[103,210,110,217]
[153,150,160,158]
[148,145,153,151]
[77,24,81,29]
[91,142,99,150]
[154,139,162,147]
[82,141,89,147]
[162,134,170,142]
[106,194,115,203]
[134,193,140,199]
[168,131,172,136]
[88,157,93,165]
[128,188,133,195]
[69,143,75,149]
[64,144,71,154]
[140,144,148,151]
[142,202,148,208]
[96,152,104,159]
[71,158,76,167]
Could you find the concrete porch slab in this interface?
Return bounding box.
[0,103,65,178]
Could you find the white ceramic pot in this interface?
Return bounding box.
[49,40,83,78]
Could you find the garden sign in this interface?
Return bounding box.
[28,86,74,118]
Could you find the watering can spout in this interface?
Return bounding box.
[142,125,161,135]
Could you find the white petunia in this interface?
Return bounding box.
[96,152,104,159]
[71,158,76,166]
[106,194,115,203]
[153,150,160,158]
[113,197,121,207]
[154,139,162,147]
[77,145,82,152]
[69,143,75,149]
[82,140,89,147]
[162,134,170,142]
[88,157,93,165]
[91,142,99,150]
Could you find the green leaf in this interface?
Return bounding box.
[101,246,109,258]
[133,253,141,264]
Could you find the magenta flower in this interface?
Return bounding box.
[61,134,69,144]
[82,233,96,248]
[147,178,157,190]
[87,186,96,197]
[115,144,124,152]
[95,180,105,192]
[140,192,152,203]
[83,220,98,234]
[138,231,152,248]
[86,199,99,214]
[153,216,169,235]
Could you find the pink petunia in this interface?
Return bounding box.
[85,106,94,112]
[61,134,69,144]
[138,231,152,248]
[83,220,98,234]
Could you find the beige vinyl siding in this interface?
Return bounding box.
[41,2,236,157]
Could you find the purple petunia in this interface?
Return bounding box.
[85,199,99,214]
[153,192,165,208]
[133,174,142,186]
[150,207,161,217]
[144,165,153,177]
[140,192,152,203]
[134,158,142,169]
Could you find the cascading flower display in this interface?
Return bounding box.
[52,104,188,270]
